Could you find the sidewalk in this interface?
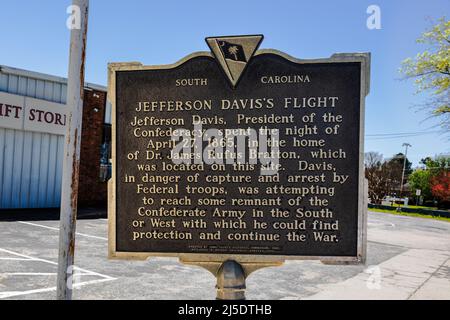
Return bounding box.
[305,249,450,299]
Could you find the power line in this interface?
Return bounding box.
[366,135,430,140]
[365,130,442,137]
[365,130,444,140]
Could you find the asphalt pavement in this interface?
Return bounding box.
[0,211,449,300]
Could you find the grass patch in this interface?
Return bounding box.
[404,205,439,210]
[369,208,450,222]
[387,204,440,210]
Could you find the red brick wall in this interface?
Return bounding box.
[78,89,107,207]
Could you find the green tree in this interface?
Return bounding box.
[400,17,450,126]
[421,155,450,172]
[408,169,433,199]
[410,155,449,204]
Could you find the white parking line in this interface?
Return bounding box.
[2,273,57,276]
[0,248,115,278]
[368,219,396,228]
[2,271,98,276]
[0,248,116,299]
[18,221,107,240]
[0,278,115,299]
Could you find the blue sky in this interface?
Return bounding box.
[1,0,449,166]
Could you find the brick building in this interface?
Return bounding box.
[78,88,110,207]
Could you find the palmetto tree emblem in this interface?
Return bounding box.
[216,40,247,63]
[206,35,264,87]
[228,46,240,61]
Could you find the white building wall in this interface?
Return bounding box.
[0,68,67,208]
[0,65,107,209]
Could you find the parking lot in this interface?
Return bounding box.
[0,211,449,300]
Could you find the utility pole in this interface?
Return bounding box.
[399,142,411,199]
[56,0,89,300]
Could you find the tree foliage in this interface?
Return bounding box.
[431,172,450,202]
[365,152,386,204]
[364,152,406,204]
[408,169,433,199]
[366,152,449,206]
[391,153,413,175]
[421,155,450,171]
[400,17,450,126]
[411,155,450,205]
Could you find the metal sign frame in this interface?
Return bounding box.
[107,49,370,266]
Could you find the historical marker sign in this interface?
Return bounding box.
[108,35,369,264]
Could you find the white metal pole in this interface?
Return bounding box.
[56,0,89,300]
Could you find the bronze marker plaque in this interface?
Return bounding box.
[108,35,369,263]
